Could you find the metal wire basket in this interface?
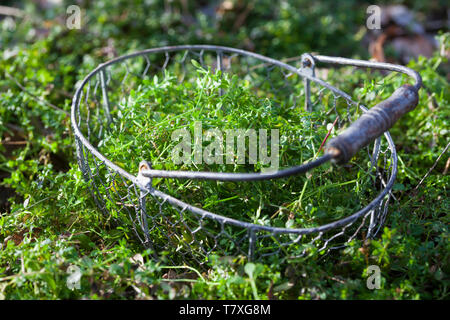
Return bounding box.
[71,45,421,264]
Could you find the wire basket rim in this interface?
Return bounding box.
[71,44,399,236]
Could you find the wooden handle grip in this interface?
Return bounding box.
[326,84,419,164]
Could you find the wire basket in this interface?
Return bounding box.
[71,45,421,264]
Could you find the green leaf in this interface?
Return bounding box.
[244,263,256,278]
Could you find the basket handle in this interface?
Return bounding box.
[139,56,422,182]
[312,55,422,164]
[325,84,419,163]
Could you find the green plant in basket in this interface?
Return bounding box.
[98,61,376,247]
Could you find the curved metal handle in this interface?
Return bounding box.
[139,154,332,182]
[325,84,420,164]
[139,54,422,181]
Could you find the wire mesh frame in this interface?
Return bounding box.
[71,45,399,264]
